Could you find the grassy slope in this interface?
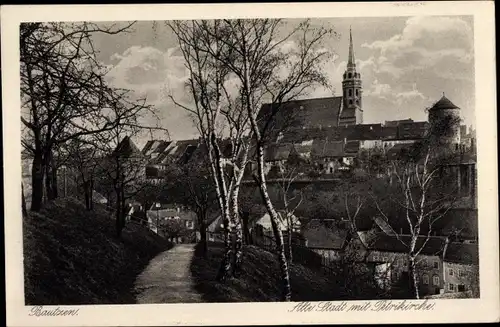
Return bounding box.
[190,242,343,302]
[23,198,171,305]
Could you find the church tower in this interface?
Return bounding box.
[340,27,363,126]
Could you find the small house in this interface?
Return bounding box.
[442,242,479,296]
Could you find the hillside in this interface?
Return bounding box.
[190,242,347,302]
[23,198,171,305]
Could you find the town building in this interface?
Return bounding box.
[442,242,479,295]
[361,234,449,296]
[146,202,197,243]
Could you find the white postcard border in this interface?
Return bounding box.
[2,1,498,326]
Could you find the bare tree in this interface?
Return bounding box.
[215,19,333,301]
[277,168,303,263]
[371,143,460,299]
[167,20,253,281]
[20,22,141,212]
[161,153,219,257]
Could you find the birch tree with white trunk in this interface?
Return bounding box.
[196,18,335,301]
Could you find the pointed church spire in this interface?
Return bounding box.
[348,26,355,68]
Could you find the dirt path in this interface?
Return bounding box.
[134,243,203,303]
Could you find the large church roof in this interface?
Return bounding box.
[257,97,343,134]
[429,95,460,111]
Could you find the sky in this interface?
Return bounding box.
[91,16,475,148]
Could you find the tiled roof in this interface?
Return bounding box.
[257,97,343,133]
[444,242,478,265]
[373,216,397,235]
[207,214,224,233]
[385,119,414,127]
[143,139,202,165]
[291,142,314,156]
[386,143,414,160]
[302,219,348,249]
[339,107,356,119]
[367,234,448,256]
[264,143,292,161]
[147,208,196,221]
[113,136,143,158]
[429,95,460,111]
[435,208,478,240]
[344,140,360,155]
[381,126,399,139]
[397,121,428,140]
[311,139,344,158]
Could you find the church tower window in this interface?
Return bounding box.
[349,100,353,105]
[348,72,352,79]
[349,89,353,97]
[356,89,359,96]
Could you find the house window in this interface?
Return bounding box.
[459,270,465,277]
[373,253,379,261]
[449,283,455,292]
[423,274,429,285]
[433,275,440,286]
[382,255,388,262]
[186,221,194,229]
[433,261,439,269]
[449,269,454,276]
[458,284,466,292]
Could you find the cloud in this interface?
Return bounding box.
[361,16,473,79]
[356,16,474,125]
[105,45,197,140]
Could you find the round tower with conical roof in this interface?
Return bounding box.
[428,94,461,145]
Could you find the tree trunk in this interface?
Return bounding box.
[115,186,125,239]
[211,134,233,282]
[288,216,293,264]
[30,150,44,212]
[409,255,420,299]
[198,212,208,257]
[52,158,58,199]
[231,182,244,278]
[216,205,233,282]
[44,150,57,201]
[89,178,94,210]
[84,180,91,210]
[241,211,251,245]
[22,182,29,217]
[255,143,292,301]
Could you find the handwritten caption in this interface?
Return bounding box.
[289,299,436,313]
[393,2,426,6]
[29,306,80,317]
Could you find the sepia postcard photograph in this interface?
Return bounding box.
[2,1,499,326]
